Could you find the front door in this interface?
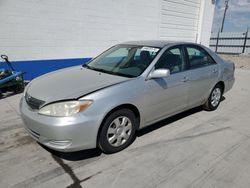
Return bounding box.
[143,45,190,126]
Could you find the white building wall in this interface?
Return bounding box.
[0,0,160,61]
[0,0,215,61]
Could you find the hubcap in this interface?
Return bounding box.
[211,88,221,107]
[107,116,132,147]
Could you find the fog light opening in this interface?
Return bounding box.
[48,140,72,148]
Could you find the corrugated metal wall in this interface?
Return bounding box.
[159,0,201,42]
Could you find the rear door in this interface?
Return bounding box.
[184,45,219,107]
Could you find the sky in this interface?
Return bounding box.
[212,0,250,33]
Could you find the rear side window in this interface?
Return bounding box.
[186,46,216,69]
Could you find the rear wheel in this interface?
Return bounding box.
[203,84,223,111]
[98,109,137,154]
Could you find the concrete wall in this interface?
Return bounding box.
[0,0,160,61]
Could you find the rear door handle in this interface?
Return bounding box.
[181,76,189,82]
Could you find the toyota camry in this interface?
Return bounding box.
[20,41,235,153]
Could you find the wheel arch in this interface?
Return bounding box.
[96,103,141,146]
[204,80,225,105]
[216,81,225,94]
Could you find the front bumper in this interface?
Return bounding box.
[20,97,102,152]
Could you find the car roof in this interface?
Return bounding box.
[119,40,197,48]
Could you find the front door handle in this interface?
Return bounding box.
[181,76,189,82]
[212,68,218,73]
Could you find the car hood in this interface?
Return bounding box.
[26,66,130,102]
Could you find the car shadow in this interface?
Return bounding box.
[221,96,226,102]
[39,143,102,161]
[137,106,203,137]
[138,96,226,136]
[0,82,28,99]
[0,91,17,99]
[40,97,226,161]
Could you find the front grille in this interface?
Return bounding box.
[25,94,45,109]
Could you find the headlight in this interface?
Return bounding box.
[38,100,92,117]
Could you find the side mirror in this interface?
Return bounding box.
[147,69,170,80]
[1,55,9,62]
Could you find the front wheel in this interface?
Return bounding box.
[203,84,223,111]
[98,109,137,154]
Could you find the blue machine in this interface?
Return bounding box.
[0,55,25,97]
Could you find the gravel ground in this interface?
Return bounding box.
[220,54,250,70]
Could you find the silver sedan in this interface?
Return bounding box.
[20,41,235,153]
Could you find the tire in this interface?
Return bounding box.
[14,84,24,94]
[203,84,223,111]
[98,109,137,154]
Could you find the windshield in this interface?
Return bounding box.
[84,45,160,78]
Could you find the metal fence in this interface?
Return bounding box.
[209,29,250,54]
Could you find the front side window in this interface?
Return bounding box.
[186,46,216,69]
[85,45,160,77]
[155,46,185,74]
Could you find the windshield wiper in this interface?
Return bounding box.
[82,64,102,71]
[82,64,108,73]
[82,64,135,78]
[82,64,92,69]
